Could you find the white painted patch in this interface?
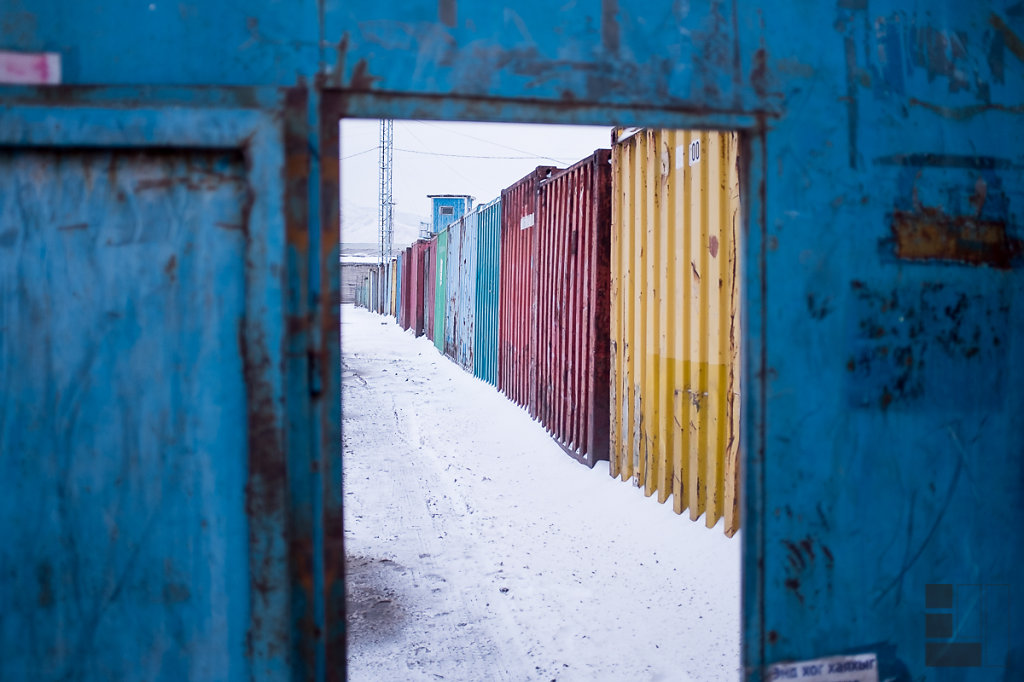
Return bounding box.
[0,50,61,85]
[519,213,535,230]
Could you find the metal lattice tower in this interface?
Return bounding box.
[378,118,394,267]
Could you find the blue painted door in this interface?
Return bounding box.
[0,100,300,681]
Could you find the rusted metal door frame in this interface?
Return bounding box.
[324,89,770,672]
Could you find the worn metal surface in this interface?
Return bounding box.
[455,213,478,372]
[0,95,340,681]
[433,228,449,352]
[398,247,411,329]
[609,129,742,535]
[443,221,463,360]
[422,236,437,342]
[442,209,478,372]
[473,197,502,385]
[498,167,556,408]
[533,151,612,467]
[6,1,1024,679]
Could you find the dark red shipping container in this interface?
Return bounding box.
[498,166,556,411]
[533,150,611,467]
[421,236,436,339]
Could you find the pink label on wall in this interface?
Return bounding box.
[0,51,61,85]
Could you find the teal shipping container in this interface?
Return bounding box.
[473,198,502,385]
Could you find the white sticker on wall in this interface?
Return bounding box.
[519,213,535,230]
[688,138,701,167]
[765,653,878,682]
[675,145,685,169]
[0,50,61,85]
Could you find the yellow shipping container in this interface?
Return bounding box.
[609,128,741,536]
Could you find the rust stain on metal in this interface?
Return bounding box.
[349,59,383,91]
[709,234,719,257]
[438,0,456,28]
[890,207,1021,269]
[989,12,1024,64]
[163,254,177,281]
[750,47,769,97]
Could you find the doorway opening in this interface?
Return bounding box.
[337,116,746,681]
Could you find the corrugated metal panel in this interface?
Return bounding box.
[443,221,462,359]
[390,257,398,318]
[534,151,612,467]
[410,241,427,336]
[391,253,399,319]
[499,167,557,408]
[422,236,436,341]
[433,228,448,351]
[458,211,478,372]
[473,198,502,385]
[609,128,741,536]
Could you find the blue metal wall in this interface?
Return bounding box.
[429,195,471,234]
[3,1,1022,680]
[473,198,502,386]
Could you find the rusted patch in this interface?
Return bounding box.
[349,59,382,91]
[438,0,456,28]
[601,0,620,53]
[768,630,779,645]
[989,12,1024,65]
[709,234,719,257]
[750,47,768,97]
[163,254,177,281]
[890,207,1021,268]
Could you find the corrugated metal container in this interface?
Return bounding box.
[410,241,427,336]
[473,197,502,385]
[609,128,741,536]
[433,228,449,352]
[422,236,436,340]
[391,253,399,319]
[455,209,478,371]
[399,247,412,329]
[499,166,557,408]
[443,221,462,359]
[389,256,398,317]
[534,150,612,467]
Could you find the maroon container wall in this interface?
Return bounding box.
[498,167,556,410]
[409,241,426,336]
[535,150,611,467]
[422,236,436,339]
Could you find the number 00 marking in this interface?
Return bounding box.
[688,139,700,167]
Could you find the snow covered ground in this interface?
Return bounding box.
[341,304,741,681]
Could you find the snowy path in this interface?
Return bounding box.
[341,304,741,681]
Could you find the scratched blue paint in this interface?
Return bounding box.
[473,198,501,385]
[3,1,1023,680]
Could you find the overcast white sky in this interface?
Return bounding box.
[339,120,611,238]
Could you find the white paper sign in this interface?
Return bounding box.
[519,213,535,230]
[765,653,878,682]
[0,50,61,85]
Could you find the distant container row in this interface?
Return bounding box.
[354,128,742,536]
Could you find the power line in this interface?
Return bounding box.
[394,147,555,160]
[412,119,572,164]
[342,146,378,160]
